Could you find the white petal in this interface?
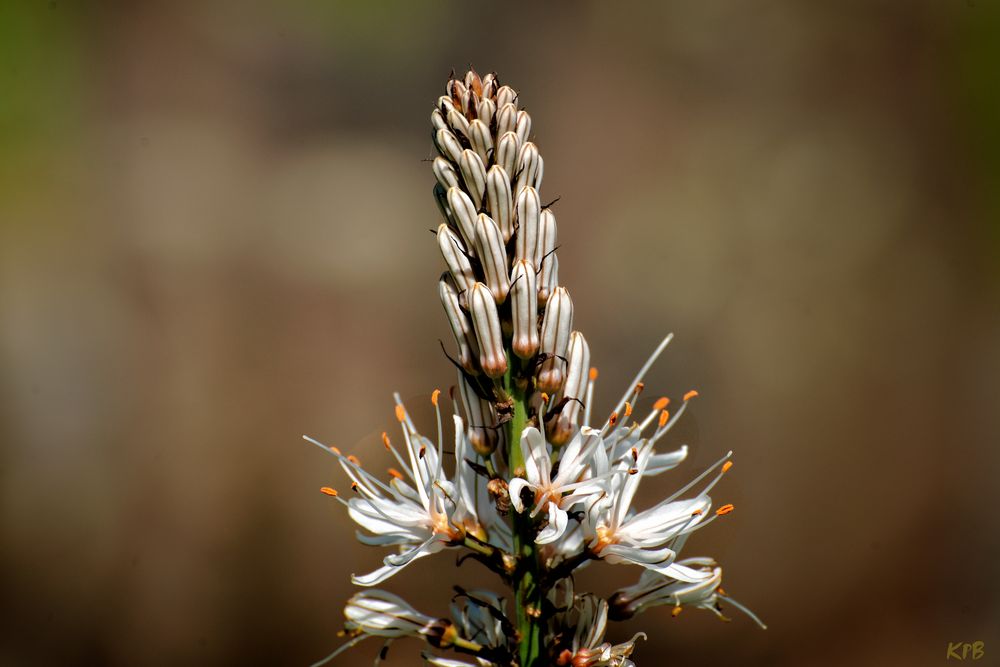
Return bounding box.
[507,477,535,513]
[535,502,569,544]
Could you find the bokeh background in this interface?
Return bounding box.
[2,1,998,665]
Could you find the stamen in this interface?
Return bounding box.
[387,468,404,480]
[431,389,441,406]
[382,432,391,450]
[589,367,598,381]
[683,390,699,402]
[672,606,683,618]
[419,445,427,459]
[658,410,670,428]
[653,397,670,411]
[351,482,360,493]
[348,455,362,466]
[609,411,618,427]
[624,402,633,418]
[320,487,338,497]
[609,334,673,419]
[716,504,735,516]
[722,461,733,474]
[395,405,407,422]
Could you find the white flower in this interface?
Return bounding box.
[306,392,507,586]
[556,596,644,667]
[609,557,767,629]
[508,426,612,544]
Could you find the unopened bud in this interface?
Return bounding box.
[458,371,499,456]
[446,187,477,249]
[538,286,573,393]
[437,224,476,299]
[515,142,543,197]
[458,149,487,206]
[439,275,480,375]
[496,85,517,110]
[474,213,510,303]
[510,259,540,359]
[433,128,463,165]
[481,73,497,100]
[547,331,590,445]
[486,165,514,241]
[496,103,517,138]
[514,110,532,144]
[446,107,471,142]
[469,282,508,379]
[468,119,493,164]
[514,186,540,265]
[476,97,496,127]
[538,253,559,306]
[433,156,459,191]
[463,69,482,96]
[431,108,447,132]
[536,207,557,272]
[495,131,521,183]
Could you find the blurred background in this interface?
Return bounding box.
[2,1,998,665]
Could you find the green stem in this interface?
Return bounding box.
[505,361,543,667]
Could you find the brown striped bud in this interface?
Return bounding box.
[547,331,590,445]
[446,187,477,250]
[476,97,496,127]
[537,253,559,306]
[537,286,573,393]
[481,73,498,99]
[474,213,510,303]
[458,149,487,206]
[439,275,480,375]
[469,282,507,379]
[496,85,517,109]
[486,165,514,242]
[433,156,459,191]
[495,131,521,182]
[496,103,517,138]
[514,110,532,144]
[446,107,471,141]
[437,224,475,299]
[536,207,557,270]
[514,187,540,265]
[458,371,499,456]
[434,128,463,164]
[431,108,447,133]
[468,119,493,164]
[515,142,543,197]
[510,259,540,359]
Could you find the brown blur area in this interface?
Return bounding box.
[2,1,999,665]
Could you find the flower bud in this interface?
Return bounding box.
[496,85,517,109]
[343,590,435,638]
[510,259,540,359]
[463,69,482,96]
[514,109,532,144]
[458,149,487,206]
[536,207,557,272]
[514,186,540,265]
[439,275,480,375]
[481,73,498,99]
[434,127,463,164]
[446,107,471,142]
[459,371,499,456]
[432,156,459,191]
[446,187,477,249]
[496,103,517,138]
[430,108,447,133]
[537,286,573,392]
[538,253,559,306]
[468,119,493,164]
[474,213,510,304]
[486,165,514,242]
[547,331,590,445]
[476,97,496,127]
[469,282,507,379]
[437,223,475,298]
[515,141,543,197]
[496,131,520,179]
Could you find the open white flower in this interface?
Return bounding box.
[555,596,644,667]
[609,557,766,629]
[508,426,611,544]
[306,393,505,586]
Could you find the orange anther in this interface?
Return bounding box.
[350,481,359,492]
[716,503,735,516]
[634,382,645,394]
[717,587,728,597]
[381,432,391,450]
[630,447,638,461]
[431,389,441,406]
[653,397,670,411]
[624,402,633,418]
[684,390,699,402]
[609,411,618,426]
[628,467,639,475]
[691,508,704,517]
[330,446,342,455]
[320,487,338,497]
[672,606,683,617]
[347,454,361,466]
[658,410,670,428]
[722,461,733,473]
[541,393,550,403]
[418,445,427,459]
[387,468,403,480]
[589,367,599,381]
[395,404,406,422]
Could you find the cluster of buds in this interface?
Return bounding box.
[306,70,763,667]
[431,69,583,457]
